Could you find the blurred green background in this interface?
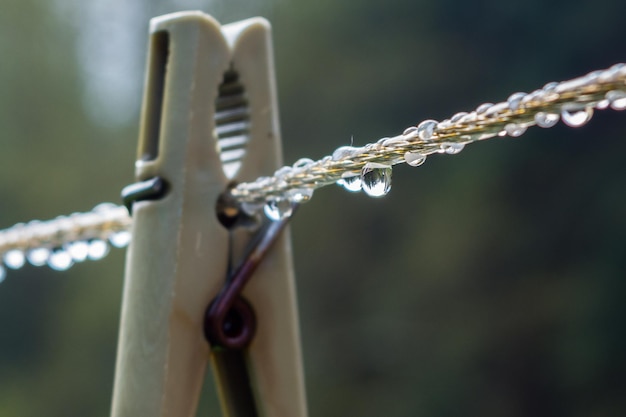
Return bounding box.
[1,0,626,416]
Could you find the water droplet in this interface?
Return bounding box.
[0,266,6,283]
[332,146,357,160]
[402,126,419,138]
[606,90,626,110]
[417,120,438,140]
[600,63,625,82]
[109,231,132,248]
[274,166,293,177]
[451,112,468,123]
[441,143,465,154]
[336,173,362,192]
[437,119,452,129]
[286,188,314,204]
[527,89,547,105]
[561,105,593,127]
[534,112,560,128]
[543,82,558,92]
[380,136,409,147]
[48,250,74,271]
[293,158,314,169]
[504,123,527,137]
[584,70,602,84]
[596,99,610,110]
[264,198,294,221]
[361,163,392,197]
[4,249,25,269]
[476,103,493,114]
[67,241,89,262]
[27,248,50,266]
[404,152,427,167]
[88,239,110,261]
[507,92,526,111]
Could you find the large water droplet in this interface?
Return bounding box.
[404,151,427,167]
[286,188,314,204]
[48,250,74,271]
[534,112,560,128]
[67,241,89,262]
[504,123,527,137]
[264,198,294,221]
[561,105,593,127]
[417,120,438,140]
[4,249,25,269]
[606,90,626,110]
[88,239,110,261]
[27,248,50,266]
[507,92,526,111]
[109,230,132,248]
[336,173,362,192]
[0,266,6,283]
[361,163,392,197]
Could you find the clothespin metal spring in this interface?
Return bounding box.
[205,203,298,350]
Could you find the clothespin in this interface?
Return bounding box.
[110,12,307,417]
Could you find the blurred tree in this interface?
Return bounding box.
[0,0,625,416]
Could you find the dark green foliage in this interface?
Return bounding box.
[1,1,625,416]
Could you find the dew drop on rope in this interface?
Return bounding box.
[332,146,356,160]
[507,92,526,111]
[534,112,560,128]
[417,120,438,140]
[27,248,51,267]
[404,151,426,167]
[606,90,626,110]
[504,123,527,137]
[67,241,89,261]
[4,249,25,270]
[561,106,593,127]
[336,173,362,192]
[402,126,419,138]
[286,188,313,204]
[48,250,74,271]
[361,163,392,197]
[293,158,314,169]
[88,239,110,261]
[264,198,293,221]
[596,99,610,110]
[109,230,132,248]
[476,103,493,114]
[441,143,465,154]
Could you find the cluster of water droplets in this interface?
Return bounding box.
[236,63,626,221]
[1,64,624,257]
[0,203,131,283]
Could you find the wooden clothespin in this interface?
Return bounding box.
[110,11,307,417]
